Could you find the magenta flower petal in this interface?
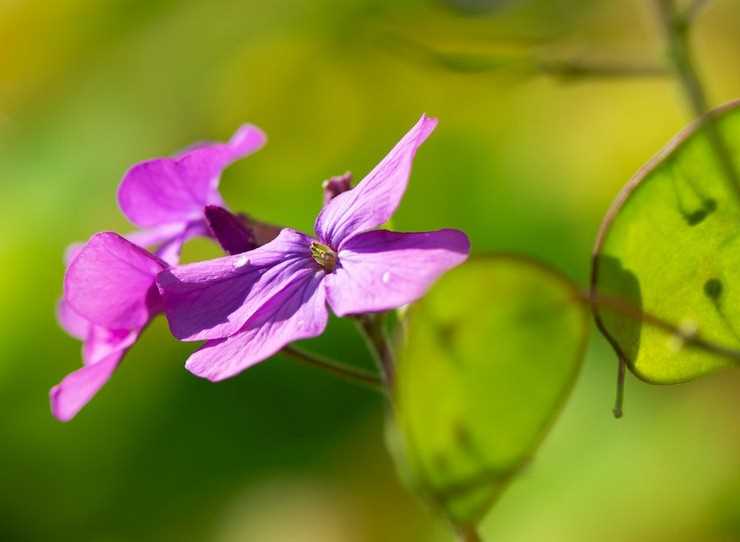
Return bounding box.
[81,326,139,366]
[324,229,470,316]
[51,325,139,421]
[50,349,126,422]
[150,233,188,267]
[124,223,187,250]
[157,228,316,341]
[57,300,90,341]
[314,115,437,247]
[117,124,266,228]
[185,270,327,381]
[64,232,167,330]
[64,243,84,266]
[57,227,175,343]
[54,234,161,421]
[223,123,268,161]
[152,220,210,266]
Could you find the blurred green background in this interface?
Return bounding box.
[3,0,740,540]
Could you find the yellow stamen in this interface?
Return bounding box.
[310,241,337,272]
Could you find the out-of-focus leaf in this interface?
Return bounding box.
[592,99,740,383]
[391,255,588,528]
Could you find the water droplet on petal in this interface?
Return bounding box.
[233,255,250,269]
[381,271,391,284]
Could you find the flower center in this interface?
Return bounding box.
[310,241,337,272]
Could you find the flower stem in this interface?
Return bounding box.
[457,526,482,542]
[653,0,740,203]
[356,314,396,393]
[387,33,669,80]
[281,345,384,392]
[684,0,711,22]
[535,59,669,81]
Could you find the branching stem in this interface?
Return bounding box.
[536,59,669,80]
[390,33,669,80]
[281,345,384,392]
[356,314,396,394]
[582,290,740,364]
[685,0,711,22]
[457,526,482,542]
[654,0,740,203]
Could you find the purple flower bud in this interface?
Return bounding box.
[240,214,282,246]
[322,172,353,206]
[205,205,258,255]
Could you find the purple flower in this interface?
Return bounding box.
[52,233,166,421]
[157,115,470,382]
[52,124,266,421]
[117,124,266,264]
